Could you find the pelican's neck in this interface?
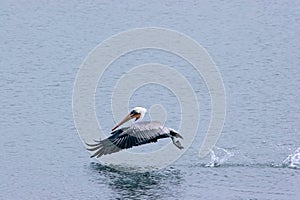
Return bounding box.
[140,111,145,121]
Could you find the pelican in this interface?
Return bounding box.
[86,107,184,158]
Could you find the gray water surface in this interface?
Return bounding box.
[1,0,299,199]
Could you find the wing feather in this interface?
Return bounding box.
[87,121,171,157]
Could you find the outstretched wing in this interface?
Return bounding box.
[86,121,170,158]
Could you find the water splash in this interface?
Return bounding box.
[205,147,234,167]
[282,147,300,169]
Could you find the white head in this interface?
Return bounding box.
[112,107,147,131]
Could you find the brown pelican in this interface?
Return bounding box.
[86,107,184,158]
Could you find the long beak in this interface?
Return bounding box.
[111,114,133,131]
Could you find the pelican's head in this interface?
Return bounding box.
[112,107,147,131]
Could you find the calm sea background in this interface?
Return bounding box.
[0,0,299,199]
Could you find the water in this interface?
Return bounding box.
[1,0,299,199]
[283,148,300,169]
[205,147,234,167]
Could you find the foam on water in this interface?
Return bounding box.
[205,147,234,167]
[282,147,300,169]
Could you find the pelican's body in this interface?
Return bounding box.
[86,107,184,158]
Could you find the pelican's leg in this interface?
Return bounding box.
[171,137,184,149]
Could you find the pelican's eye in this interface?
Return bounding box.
[130,110,138,116]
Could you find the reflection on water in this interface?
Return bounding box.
[88,162,184,199]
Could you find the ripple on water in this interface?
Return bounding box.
[205,146,234,167]
[282,147,300,169]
